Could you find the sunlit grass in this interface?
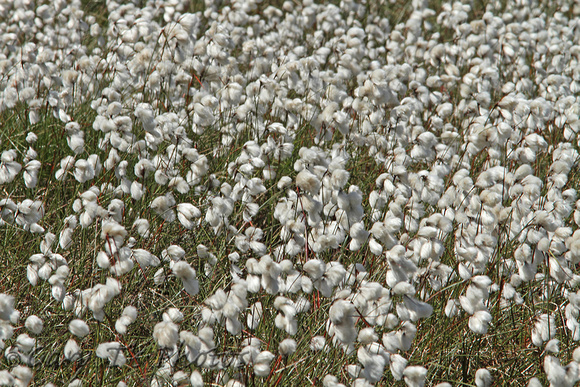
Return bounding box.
[1,0,579,386]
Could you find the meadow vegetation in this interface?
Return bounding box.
[1,0,580,386]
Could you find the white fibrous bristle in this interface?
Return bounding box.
[2,0,580,384]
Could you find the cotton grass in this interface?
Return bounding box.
[1,0,580,385]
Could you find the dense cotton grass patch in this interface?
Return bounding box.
[1,0,580,385]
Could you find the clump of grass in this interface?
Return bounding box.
[1,0,580,386]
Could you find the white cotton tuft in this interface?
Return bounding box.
[254,363,271,377]
[55,156,75,181]
[390,354,407,380]
[162,308,184,323]
[16,333,36,353]
[256,351,276,365]
[131,181,144,200]
[475,368,492,387]
[532,314,555,347]
[545,338,560,354]
[310,336,326,352]
[323,374,346,387]
[573,346,580,363]
[0,371,14,386]
[69,319,90,338]
[468,310,492,334]
[248,302,263,330]
[150,194,176,222]
[0,150,22,185]
[328,299,357,346]
[358,328,378,345]
[97,251,111,269]
[190,371,203,387]
[172,261,199,295]
[24,315,43,334]
[23,160,41,188]
[392,282,415,295]
[153,268,166,285]
[303,259,326,280]
[173,371,189,385]
[444,299,460,317]
[133,249,160,269]
[115,306,138,335]
[11,365,33,386]
[296,169,321,194]
[169,176,190,193]
[96,341,126,366]
[278,176,292,189]
[279,338,297,356]
[330,169,350,189]
[64,338,81,361]
[162,245,185,261]
[368,238,383,255]
[543,355,577,387]
[0,293,18,323]
[27,264,39,286]
[403,365,427,387]
[59,227,74,250]
[153,321,179,348]
[177,203,201,229]
[133,218,150,238]
[26,133,38,144]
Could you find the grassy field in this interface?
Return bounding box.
[1,0,580,386]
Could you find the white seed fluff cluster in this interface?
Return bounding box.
[1,0,580,385]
